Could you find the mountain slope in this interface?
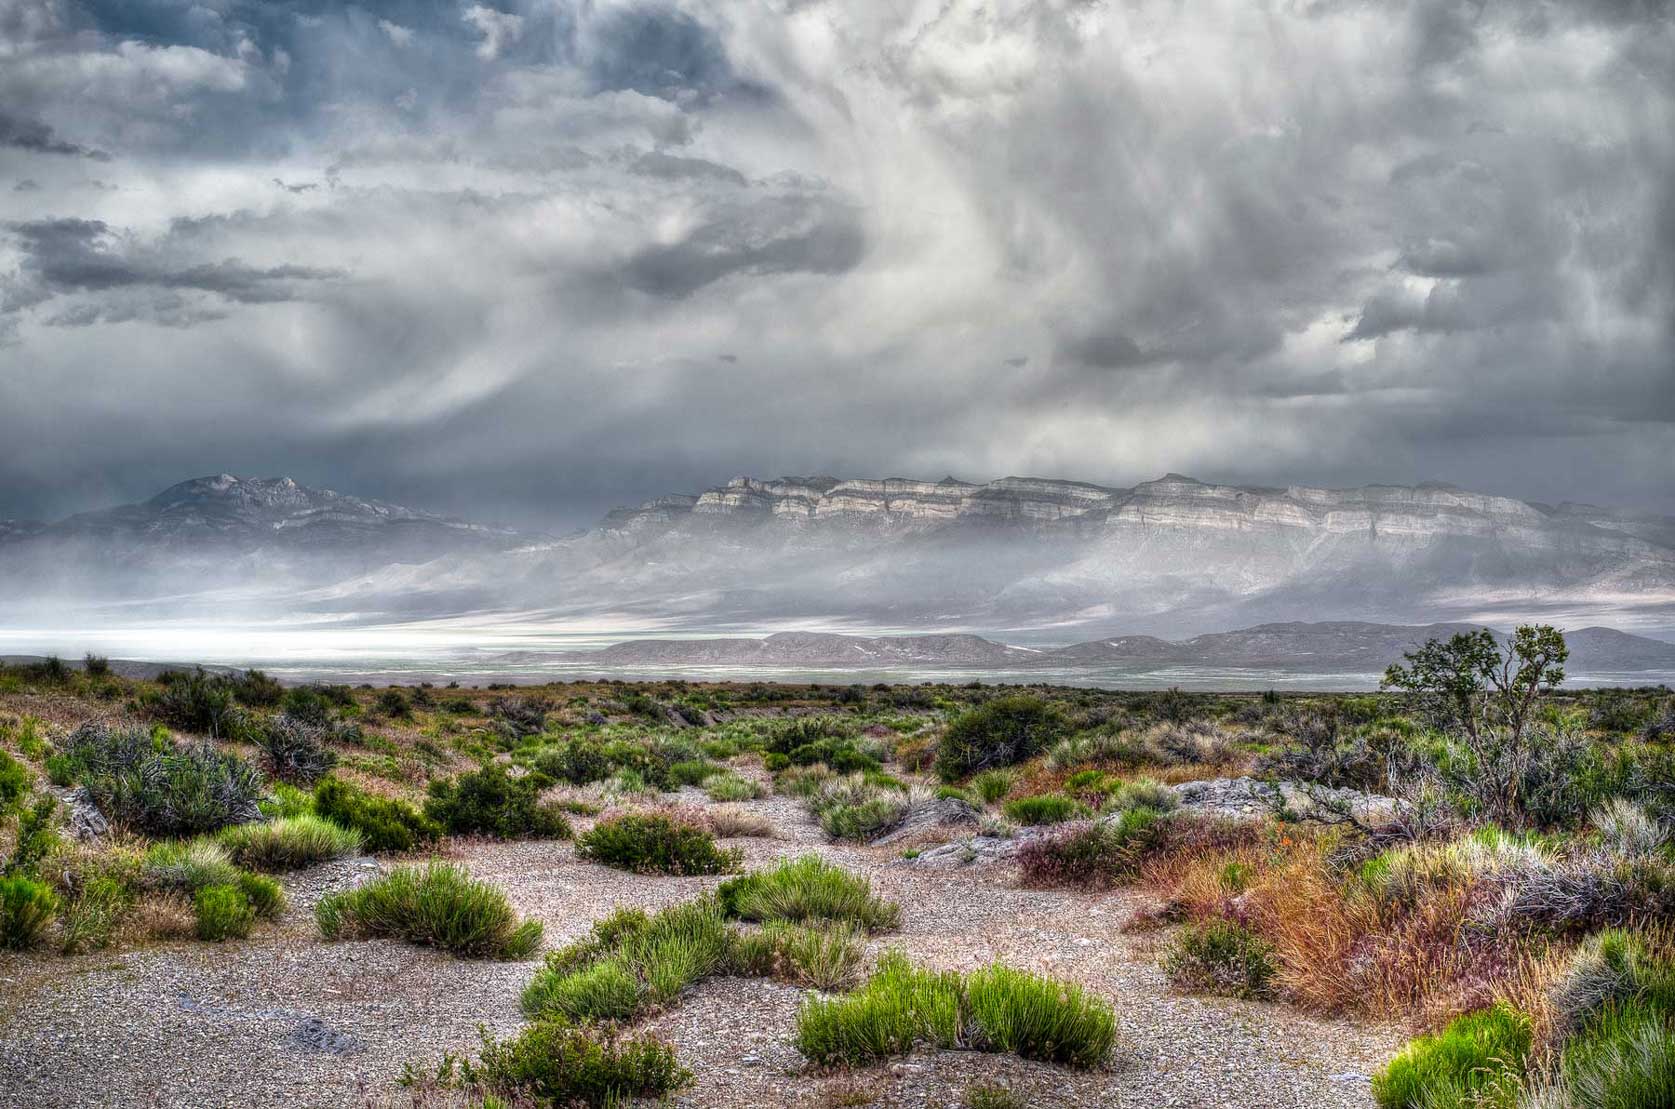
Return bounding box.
[5,471,1674,639]
[575,621,1675,674]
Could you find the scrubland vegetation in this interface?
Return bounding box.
[0,627,1672,1106]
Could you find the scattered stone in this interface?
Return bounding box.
[291,1017,365,1055]
[58,787,110,840]
[1171,776,1404,825]
[872,797,981,846]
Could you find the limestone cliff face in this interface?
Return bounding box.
[603,471,1664,561]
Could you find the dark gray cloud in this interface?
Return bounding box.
[0,111,108,159]
[0,0,1671,529]
[3,218,342,323]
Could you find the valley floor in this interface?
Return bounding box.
[0,789,1396,1108]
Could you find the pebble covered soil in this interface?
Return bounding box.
[0,790,1397,1108]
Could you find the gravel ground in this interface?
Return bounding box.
[0,789,1397,1108]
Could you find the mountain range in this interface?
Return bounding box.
[562,623,1675,675]
[3,472,1674,647]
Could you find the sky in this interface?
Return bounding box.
[1,0,1672,532]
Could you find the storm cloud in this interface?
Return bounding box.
[0,0,1671,530]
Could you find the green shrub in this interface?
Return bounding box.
[965,1083,1026,1109]
[237,872,285,919]
[470,1021,691,1107]
[795,950,964,1067]
[970,768,1018,804]
[260,781,316,819]
[1108,777,1178,814]
[58,876,130,954]
[194,883,256,941]
[1161,919,1277,1000]
[936,696,1066,781]
[142,839,243,893]
[150,668,245,737]
[0,750,28,810]
[253,714,337,784]
[702,772,763,802]
[667,759,716,788]
[965,962,1117,1069]
[316,862,542,959]
[70,727,265,836]
[732,921,863,990]
[424,764,572,840]
[0,875,58,950]
[1002,794,1089,826]
[313,778,441,853]
[576,813,740,876]
[716,854,900,932]
[530,739,613,786]
[1016,807,1164,890]
[1556,1003,1675,1109]
[3,795,59,878]
[807,773,909,842]
[1372,1003,1531,1109]
[522,898,731,1023]
[217,814,362,871]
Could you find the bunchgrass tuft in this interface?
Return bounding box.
[964,962,1118,1069]
[0,875,59,950]
[795,951,1117,1070]
[576,812,741,875]
[468,1020,691,1106]
[193,883,255,941]
[716,855,901,933]
[795,950,964,1067]
[732,921,865,990]
[217,814,362,871]
[1372,1003,1530,1109]
[1001,794,1090,826]
[316,861,543,959]
[1161,919,1277,1000]
[521,897,730,1023]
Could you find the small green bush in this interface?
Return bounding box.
[58,876,130,954]
[1556,1003,1675,1109]
[316,862,543,959]
[194,883,256,941]
[218,814,362,871]
[521,897,731,1023]
[1016,807,1164,890]
[965,1083,1027,1109]
[424,764,572,840]
[716,854,900,932]
[1002,794,1089,826]
[1161,919,1277,999]
[702,772,763,802]
[253,714,337,784]
[795,950,964,1067]
[936,696,1066,781]
[576,813,740,876]
[970,768,1018,804]
[795,951,1117,1070]
[965,962,1117,1069]
[732,921,863,990]
[1372,1004,1531,1109]
[89,739,265,836]
[3,795,59,878]
[313,778,441,853]
[667,759,716,787]
[470,1021,691,1107]
[0,875,59,950]
[142,839,243,893]
[0,750,28,810]
[237,872,286,919]
[150,668,245,737]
